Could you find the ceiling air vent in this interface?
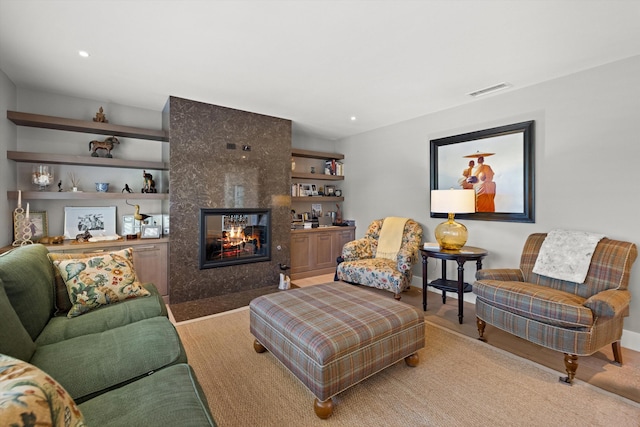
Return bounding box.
[468,82,512,98]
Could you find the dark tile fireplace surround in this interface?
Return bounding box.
[165,96,291,304]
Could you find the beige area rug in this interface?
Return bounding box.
[176,308,640,427]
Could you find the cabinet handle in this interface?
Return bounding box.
[134,245,158,251]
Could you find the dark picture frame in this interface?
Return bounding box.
[430,121,535,223]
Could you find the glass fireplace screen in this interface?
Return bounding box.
[199,208,271,269]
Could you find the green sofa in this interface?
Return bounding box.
[0,244,215,426]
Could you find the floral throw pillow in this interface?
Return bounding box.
[0,354,86,427]
[52,248,150,318]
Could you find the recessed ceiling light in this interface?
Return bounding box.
[468,82,512,97]
[78,50,90,58]
[350,116,357,121]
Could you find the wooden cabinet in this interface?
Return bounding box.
[46,239,170,302]
[290,226,355,279]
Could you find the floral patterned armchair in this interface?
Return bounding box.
[335,218,423,299]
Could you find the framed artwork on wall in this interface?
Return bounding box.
[64,206,117,239]
[430,120,535,223]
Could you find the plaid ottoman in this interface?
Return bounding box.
[249,282,425,419]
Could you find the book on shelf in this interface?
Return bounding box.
[324,160,343,176]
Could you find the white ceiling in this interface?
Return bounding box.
[1,1,640,140]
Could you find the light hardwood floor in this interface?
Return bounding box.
[292,274,640,403]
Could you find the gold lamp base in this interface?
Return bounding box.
[435,213,468,251]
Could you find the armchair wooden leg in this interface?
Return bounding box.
[559,353,578,385]
[476,317,486,342]
[394,293,402,301]
[612,341,623,366]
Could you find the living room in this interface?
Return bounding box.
[1,1,640,425]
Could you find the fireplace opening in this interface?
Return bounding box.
[199,208,271,269]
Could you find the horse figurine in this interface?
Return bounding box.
[89,136,120,158]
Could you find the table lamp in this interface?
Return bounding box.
[431,189,476,250]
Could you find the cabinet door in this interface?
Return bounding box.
[333,229,355,260]
[131,243,168,296]
[290,234,311,274]
[314,233,335,269]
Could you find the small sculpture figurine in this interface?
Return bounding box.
[89,136,120,158]
[75,230,92,243]
[141,170,157,193]
[122,184,133,193]
[58,180,63,192]
[93,106,108,123]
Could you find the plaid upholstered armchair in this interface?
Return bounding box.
[473,233,637,384]
[335,218,423,300]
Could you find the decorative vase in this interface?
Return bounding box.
[32,165,53,191]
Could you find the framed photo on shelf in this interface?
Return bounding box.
[311,203,323,218]
[311,184,319,196]
[13,211,47,242]
[64,206,117,239]
[141,225,162,239]
[325,185,336,196]
[300,184,312,196]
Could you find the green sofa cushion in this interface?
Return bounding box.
[0,244,54,340]
[35,283,166,346]
[79,364,216,427]
[0,281,36,361]
[29,316,187,402]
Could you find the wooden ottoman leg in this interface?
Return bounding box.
[476,317,486,342]
[314,397,333,419]
[253,339,267,353]
[404,353,419,367]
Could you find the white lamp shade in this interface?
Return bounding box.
[431,189,476,214]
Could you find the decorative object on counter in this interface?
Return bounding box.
[39,235,64,244]
[334,189,342,197]
[68,172,81,192]
[122,183,133,193]
[32,165,53,191]
[335,203,342,225]
[126,200,151,236]
[75,230,93,242]
[93,106,108,123]
[142,170,157,193]
[12,192,33,246]
[95,182,109,192]
[58,180,63,192]
[89,136,120,158]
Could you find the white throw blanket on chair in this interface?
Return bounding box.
[532,229,605,283]
[375,217,409,261]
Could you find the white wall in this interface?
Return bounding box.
[0,70,17,245]
[336,55,640,347]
